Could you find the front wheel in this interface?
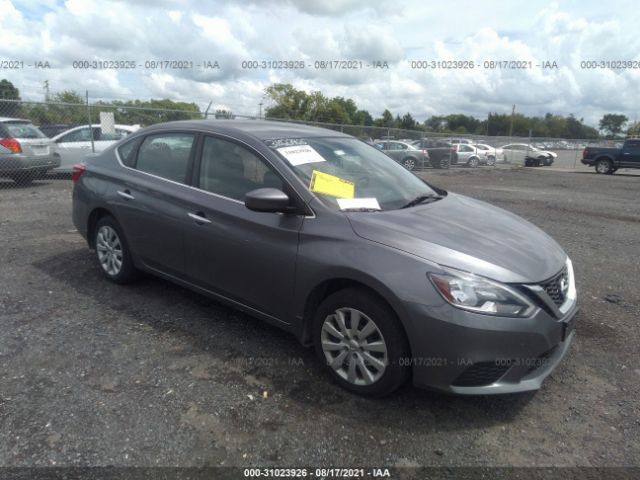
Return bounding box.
[467,156,479,168]
[402,157,416,171]
[94,216,140,284]
[313,288,410,396]
[595,158,613,174]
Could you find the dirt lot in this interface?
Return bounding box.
[0,166,639,472]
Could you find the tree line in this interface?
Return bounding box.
[0,79,635,138]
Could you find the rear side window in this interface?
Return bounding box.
[626,140,640,149]
[117,137,142,167]
[2,121,45,139]
[134,133,195,183]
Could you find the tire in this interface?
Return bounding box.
[94,215,140,284]
[595,158,613,174]
[486,155,496,166]
[312,288,410,397]
[436,155,450,169]
[402,157,416,171]
[467,156,479,168]
[11,171,35,186]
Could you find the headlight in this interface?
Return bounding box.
[429,268,536,317]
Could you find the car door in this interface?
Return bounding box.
[55,127,95,169]
[113,132,198,276]
[620,140,640,167]
[457,144,473,164]
[182,135,303,323]
[507,145,525,164]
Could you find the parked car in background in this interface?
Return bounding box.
[52,124,140,173]
[0,117,60,185]
[448,138,474,145]
[38,123,78,138]
[501,144,556,166]
[581,138,640,174]
[374,140,430,171]
[72,119,577,396]
[472,144,501,165]
[410,138,451,169]
[451,144,484,167]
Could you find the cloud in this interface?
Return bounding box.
[0,0,638,128]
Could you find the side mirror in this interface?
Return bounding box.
[245,188,290,213]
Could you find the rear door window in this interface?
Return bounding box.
[134,133,195,184]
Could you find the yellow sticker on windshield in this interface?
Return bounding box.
[309,170,355,198]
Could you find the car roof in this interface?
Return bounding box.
[0,117,32,123]
[140,119,352,141]
[52,124,139,139]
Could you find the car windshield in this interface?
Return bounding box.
[2,121,46,139]
[267,137,441,211]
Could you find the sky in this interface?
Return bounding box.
[1,0,639,126]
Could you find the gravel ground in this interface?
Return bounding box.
[0,167,639,472]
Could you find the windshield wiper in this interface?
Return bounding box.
[400,194,443,209]
[341,207,382,212]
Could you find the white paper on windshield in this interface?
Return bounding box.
[334,149,346,156]
[337,198,381,211]
[277,145,326,166]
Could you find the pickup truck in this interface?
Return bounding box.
[410,138,452,168]
[582,139,640,174]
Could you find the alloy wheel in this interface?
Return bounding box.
[320,308,388,386]
[403,158,416,170]
[96,225,123,276]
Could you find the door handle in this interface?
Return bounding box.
[117,190,135,200]
[188,212,212,224]
[623,152,630,155]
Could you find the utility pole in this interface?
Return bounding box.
[259,101,263,120]
[43,80,50,102]
[509,104,515,138]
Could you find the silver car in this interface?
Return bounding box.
[52,124,139,173]
[0,117,60,185]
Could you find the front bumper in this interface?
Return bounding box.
[403,299,577,395]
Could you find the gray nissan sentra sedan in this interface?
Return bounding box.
[72,120,577,396]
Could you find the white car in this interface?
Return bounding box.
[52,124,140,172]
[501,143,557,167]
[472,144,502,165]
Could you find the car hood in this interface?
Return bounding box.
[347,193,566,284]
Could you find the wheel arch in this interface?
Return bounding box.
[298,277,409,351]
[86,207,118,249]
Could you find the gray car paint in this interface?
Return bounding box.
[72,119,577,394]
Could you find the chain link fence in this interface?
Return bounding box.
[0,97,614,188]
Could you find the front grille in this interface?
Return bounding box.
[540,267,569,306]
[452,362,511,387]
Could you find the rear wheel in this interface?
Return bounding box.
[595,158,613,174]
[313,288,410,396]
[94,216,140,284]
[10,171,35,186]
[486,155,496,166]
[436,155,450,169]
[402,157,416,171]
[467,156,479,168]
